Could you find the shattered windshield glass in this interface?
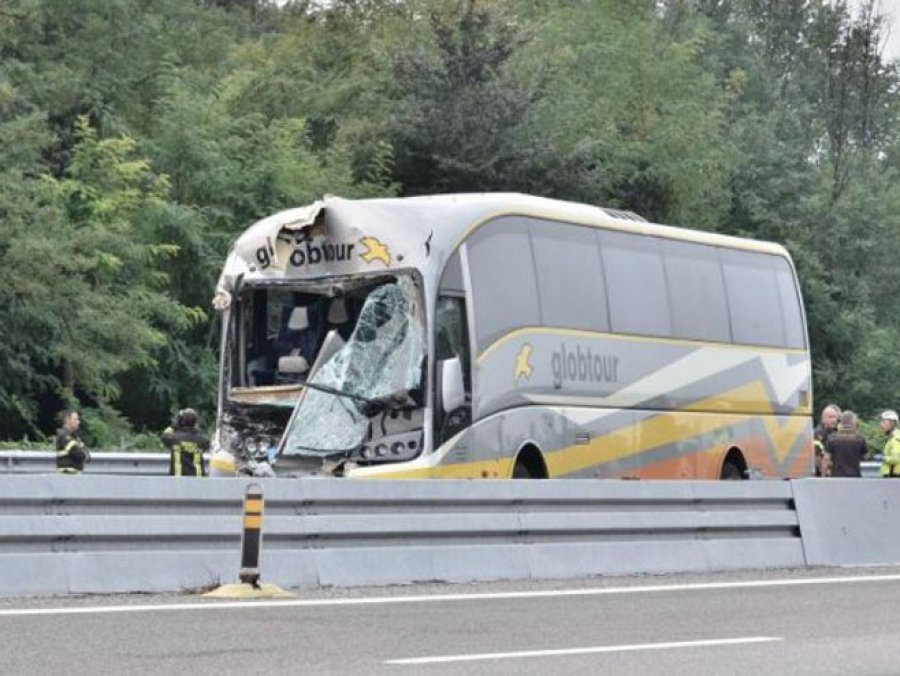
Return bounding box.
[281,277,424,456]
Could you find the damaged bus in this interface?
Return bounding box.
[213,193,812,479]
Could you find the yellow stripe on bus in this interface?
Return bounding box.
[545,380,806,477]
[356,380,808,481]
[476,326,808,365]
[685,380,809,463]
[356,457,513,480]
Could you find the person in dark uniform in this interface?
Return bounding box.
[55,409,90,474]
[813,403,841,477]
[824,410,868,478]
[162,408,209,477]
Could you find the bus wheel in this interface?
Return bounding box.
[513,461,536,478]
[720,450,746,480]
[512,446,547,479]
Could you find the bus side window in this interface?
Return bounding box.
[466,217,540,351]
[434,295,472,444]
[773,258,806,349]
[721,249,786,347]
[600,230,673,338]
[435,296,471,391]
[435,250,472,444]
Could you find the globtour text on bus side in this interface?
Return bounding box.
[551,343,620,390]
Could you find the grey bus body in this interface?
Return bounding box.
[213,193,813,479]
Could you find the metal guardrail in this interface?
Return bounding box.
[0,450,171,475]
[0,450,884,478]
[0,475,803,597]
[861,461,881,478]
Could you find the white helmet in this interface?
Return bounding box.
[881,410,899,422]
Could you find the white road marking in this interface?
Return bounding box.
[1,574,899,618]
[386,636,783,665]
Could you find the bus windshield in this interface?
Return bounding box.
[280,277,424,456]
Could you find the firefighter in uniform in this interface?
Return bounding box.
[878,410,900,478]
[55,409,90,474]
[162,408,209,477]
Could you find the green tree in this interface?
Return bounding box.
[706,0,900,415]
[0,116,204,443]
[385,0,545,194]
[517,0,733,226]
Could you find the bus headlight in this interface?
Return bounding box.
[243,437,273,458]
[359,430,423,463]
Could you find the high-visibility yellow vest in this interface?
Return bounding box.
[881,430,900,477]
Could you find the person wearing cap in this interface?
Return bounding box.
[878,410,900,478]
[813,403,841,477]
[824,411,868,478]
[162,408,209,477]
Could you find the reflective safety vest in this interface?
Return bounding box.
[55,430,89,474]
[162,426,209,477]
[881,430,900,477]
[813,424,833,477]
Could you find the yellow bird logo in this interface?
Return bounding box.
[358,236,391,266]
[514,343,534,384]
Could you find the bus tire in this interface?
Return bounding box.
[720,450,746,480]
[512,445,547,479]
[512,461,535,478]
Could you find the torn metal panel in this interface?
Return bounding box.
[214,201,326,304]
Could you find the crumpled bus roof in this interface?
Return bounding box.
[214,193,790,308]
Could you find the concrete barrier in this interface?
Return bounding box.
[0,475,803,597]
[4,474,897,598]
[793,478,900,566]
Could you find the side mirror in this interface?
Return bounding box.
[440,357,465,414]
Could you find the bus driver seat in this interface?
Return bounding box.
[276,306,311,382]
[326,296,353,341]
[327,297,349,325]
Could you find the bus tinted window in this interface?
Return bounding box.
[440,250,464,294]
[663,240,730,342]
[467,217,540,349]
[600,230,672,337]
[721,249,784,347]
[774,258,805,348]
[530,220,609,332]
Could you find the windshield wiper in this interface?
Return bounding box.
[301,380,376,406]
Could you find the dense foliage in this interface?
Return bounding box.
[0,0,897,446]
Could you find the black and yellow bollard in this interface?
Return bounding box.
[203,483,293,599]
[240,484,263,587]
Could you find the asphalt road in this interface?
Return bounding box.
[2,567,899,675]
